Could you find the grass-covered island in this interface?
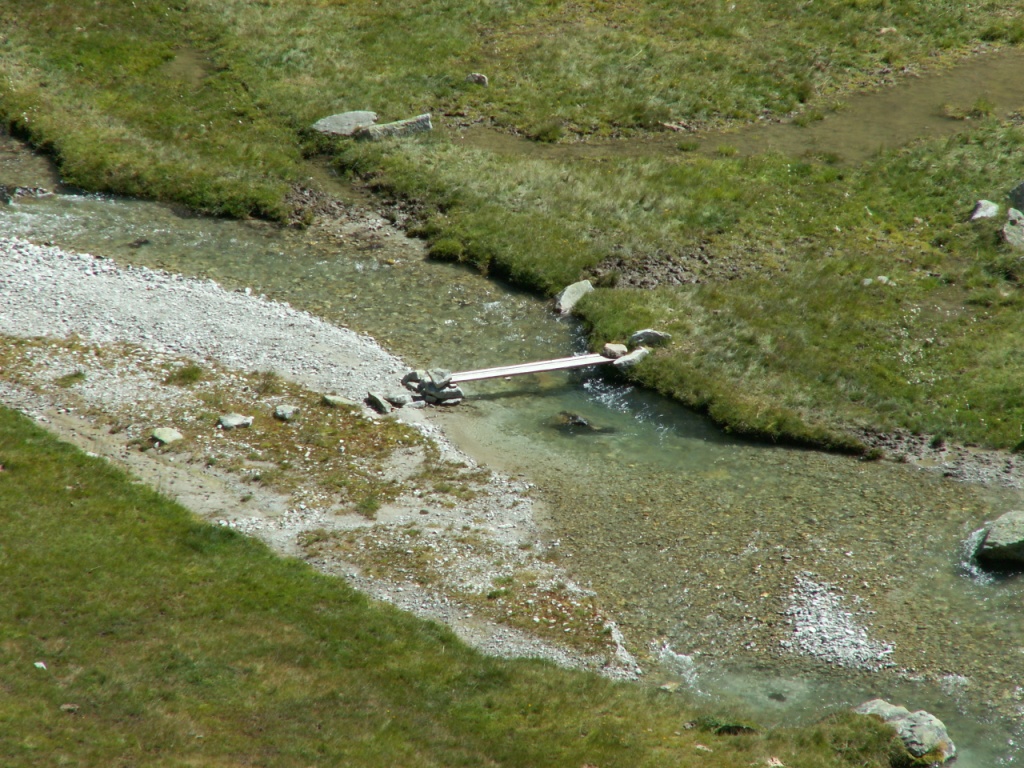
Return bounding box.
[2,0,1022,764]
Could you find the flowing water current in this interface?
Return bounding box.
[5,51,1024,762]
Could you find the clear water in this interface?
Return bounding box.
[6,87,1024,760]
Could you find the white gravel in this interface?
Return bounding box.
[783,572,895,671]
[0,236,402,399]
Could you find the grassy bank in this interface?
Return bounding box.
[2,0,1024,448]
[0,405,909,766]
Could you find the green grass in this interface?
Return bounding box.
[3,0,1024,450]
[0,406,906,766]
[162,363,204,387]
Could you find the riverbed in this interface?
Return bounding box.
[4,60,1024,762]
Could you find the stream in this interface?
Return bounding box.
[5,47,1024,764]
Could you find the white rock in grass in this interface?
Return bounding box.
[152,427,183,445]
[219,413,253,430]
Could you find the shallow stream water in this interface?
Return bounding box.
[5,49,1024,763]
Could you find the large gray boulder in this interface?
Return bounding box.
[1003,208,1024,250]
[354,114,432,141]
[554,280,594,315]
[854,699,956,764]
[311,111,378,136]
[976,509,1024,567]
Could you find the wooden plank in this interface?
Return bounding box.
[450,353,613,383]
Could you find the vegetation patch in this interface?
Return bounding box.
[3,1,1024,449]
[0,405,905,766]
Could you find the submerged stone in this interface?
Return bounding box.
[549,411,615,435]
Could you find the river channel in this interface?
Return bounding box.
[4,50,1024,763]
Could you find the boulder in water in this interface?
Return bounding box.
[854,699,956,764]
[976,509,1024,567]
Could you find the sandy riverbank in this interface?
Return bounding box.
[0,234,641,677]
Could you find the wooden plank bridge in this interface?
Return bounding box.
[449,353,615,384]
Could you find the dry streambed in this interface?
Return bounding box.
[0,236,637,676]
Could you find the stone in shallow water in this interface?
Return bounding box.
[976,509,1024,566]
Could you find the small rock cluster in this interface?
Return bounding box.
[362,368,464,414]
[401,368,464,405]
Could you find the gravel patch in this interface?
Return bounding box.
[783,572,895,671]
